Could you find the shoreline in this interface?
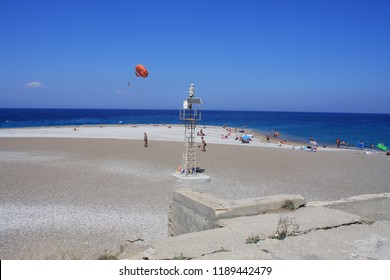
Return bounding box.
[0,124,346,151]
[2,108,389,151]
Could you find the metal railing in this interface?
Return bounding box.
[179,109,201,121]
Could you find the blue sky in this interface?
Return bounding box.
[1,0,389,113]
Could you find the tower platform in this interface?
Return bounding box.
[172,172,211,183]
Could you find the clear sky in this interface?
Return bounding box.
[1,0,389,113]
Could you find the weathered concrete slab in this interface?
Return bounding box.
[130,192,390,260]
[308,193,390,221]
[219,207,363,239]
[255,221,390,260]
[216,194,306,219]
[130,227,243,260]
[132,207,367,260]
[169,188,306,236]
[132,220,390,260]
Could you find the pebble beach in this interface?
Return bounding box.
[1,125,389,259]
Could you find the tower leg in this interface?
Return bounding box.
[182,121,197,175]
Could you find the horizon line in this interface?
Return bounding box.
[0,107,389,115]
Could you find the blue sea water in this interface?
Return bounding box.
[1,108,390,148]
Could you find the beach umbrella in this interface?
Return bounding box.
[242,134,251,141]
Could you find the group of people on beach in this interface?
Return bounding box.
[335,138,390,155]
[336,138,358,149]
[143,129,207,151]
[336,138,376,149]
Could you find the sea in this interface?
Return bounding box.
[1,108,389,148]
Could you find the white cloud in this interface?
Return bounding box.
[25,81,45,88]
[115,89,128,96]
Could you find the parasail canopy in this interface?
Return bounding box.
[135,64,148,78]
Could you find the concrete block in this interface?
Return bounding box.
[130,227,240,260]
[219,206,363,239]
[257,221,390,260]
[132,192,390,260]
[170,189,306,236]
[170,190,224,235]
[216,194,306,219]
[308,193,390,221]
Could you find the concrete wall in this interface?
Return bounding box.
[169,188,306,236]
[307,193,390,222]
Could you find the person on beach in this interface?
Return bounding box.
[197,129,205,136]
[201,136,207,151]
[359,140,365,149]
[336,138,340,148]
[144,132,148,147]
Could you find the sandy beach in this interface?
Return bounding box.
[1,125,389,259]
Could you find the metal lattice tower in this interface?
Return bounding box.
[179,83,202,174]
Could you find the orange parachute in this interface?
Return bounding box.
[135,64,148,78]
